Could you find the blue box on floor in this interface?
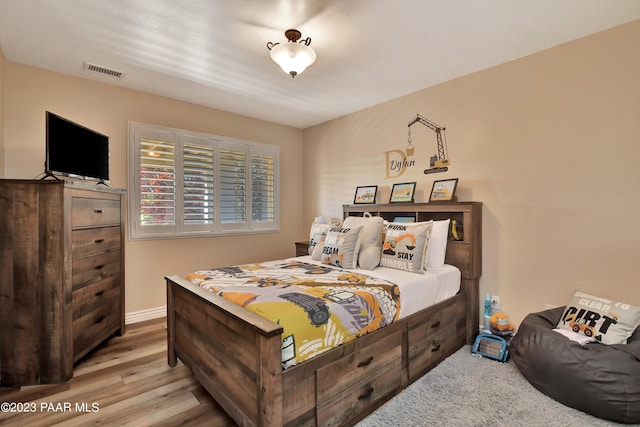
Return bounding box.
[472,333,509,362]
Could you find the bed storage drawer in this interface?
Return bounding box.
[316,328,403,426]
[317,359,401,427]
[407,294,465,379]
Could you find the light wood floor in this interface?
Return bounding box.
[0,318,237,426]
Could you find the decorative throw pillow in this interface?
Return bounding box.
[309,230,327,256]
[308,222,330,256]
[425,219,450,268]
[310,234,325,261]
[343,214,384,270]
[308,218,341,256]
[320,226,362,269]
[556,290,640,345]
[380,221,433,273]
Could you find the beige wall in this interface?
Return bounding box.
[3,64,304,314]
[303,20,640,327]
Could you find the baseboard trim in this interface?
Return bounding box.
[125,306,166,324]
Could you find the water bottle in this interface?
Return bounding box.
[484,293,492,331]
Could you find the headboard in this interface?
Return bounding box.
[343,201,482,341]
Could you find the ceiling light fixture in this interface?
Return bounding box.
[267,29,316,78]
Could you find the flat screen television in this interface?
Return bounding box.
[45,111,110,183]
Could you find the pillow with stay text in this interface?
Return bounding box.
[556,290,640,345]
[380,221,432,273]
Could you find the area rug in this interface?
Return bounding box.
[357,345,634,427]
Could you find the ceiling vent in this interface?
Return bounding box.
[83,62,125,79]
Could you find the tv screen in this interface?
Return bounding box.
[45,111,110,183]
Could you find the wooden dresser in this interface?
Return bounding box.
[0,179,125,386]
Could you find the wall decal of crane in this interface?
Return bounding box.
[406,114,450,174]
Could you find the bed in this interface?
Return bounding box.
[166,202,482,426]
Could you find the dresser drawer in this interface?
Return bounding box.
[72,197,120,227]
[72,226,121,258]
[317,357,402,427]
[72,250,121,290]
[72,275,120,320]
[73,298,121,361]
[316,328,402,404]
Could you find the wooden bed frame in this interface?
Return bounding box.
[166,202,481,427]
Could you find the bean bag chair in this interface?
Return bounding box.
[510,307,640,424]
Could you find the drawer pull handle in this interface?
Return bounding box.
[94,264,105,270]
[431,341,441,353]
[94,209,104,214]
[95,290,105,297]
[431,320,441,329]
[357,356,374,368]
[95,315,105,324]
[358,387,374,400]
[94,239,105,244]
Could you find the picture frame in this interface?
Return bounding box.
[389,182,416,203]
[429,178,459,202]
[353,185,378,204]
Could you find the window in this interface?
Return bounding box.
[128,122,279,240]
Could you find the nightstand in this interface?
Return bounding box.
[295,241,310,256]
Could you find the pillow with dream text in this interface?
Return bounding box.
[320,226,363,269]
[343,214,384,270]
[425,219,450,268]
[556,290,640,345]
[380,221,433,273]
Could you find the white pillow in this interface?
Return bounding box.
[308,218,341,256]
[426,219,450,268]
[380,221,433,273]
[310,235,325,261]
[320,226,363,269]
[343,214,384,270]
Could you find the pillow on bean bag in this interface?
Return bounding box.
[556,290,640,345]
[511,307,640,424]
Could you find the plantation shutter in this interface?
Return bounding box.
[219,145,247,228]
[181,137,215,228]
[128,121,279,240]
[251,148,276,224]
[139,137,176,227]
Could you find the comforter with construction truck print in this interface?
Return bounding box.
[185,260,400,368]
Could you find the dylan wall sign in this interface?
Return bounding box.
[384,113,451,178]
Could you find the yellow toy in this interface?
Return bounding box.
[489,312,514,331]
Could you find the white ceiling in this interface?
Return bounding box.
[1,0,640,129]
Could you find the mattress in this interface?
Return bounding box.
[290,256,461,319]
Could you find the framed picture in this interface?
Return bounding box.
[389,182,416,203]
[429,178,459,202]
[353,185,378,204]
